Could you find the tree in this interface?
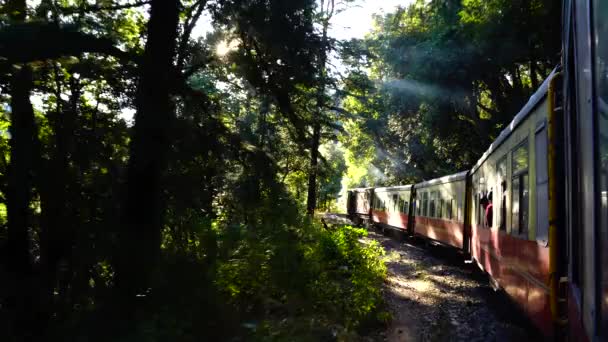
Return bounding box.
[339,0,560,184]
[117,0,180,303]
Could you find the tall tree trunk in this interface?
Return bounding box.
[6,65,36,329]
[117,0,180,301]
[306,0,333,216]
[306,121,321,215]
[530,60,539,90]
[5,0,40,337]
[39,69,80,319]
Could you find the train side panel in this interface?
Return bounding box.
[347,188,373,225]
[371,186,412,231]
[413,174,467,249]
[468,84,552,336]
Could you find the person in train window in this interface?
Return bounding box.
[486,190,493,228]
[479,193,488,227]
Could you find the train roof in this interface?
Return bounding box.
[373,184,413,192]
[347,187,373,193]
[470,67,559,174]
[414,170,468,189]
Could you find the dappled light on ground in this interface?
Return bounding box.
[358,227,541,341]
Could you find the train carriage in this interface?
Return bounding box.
[563,0,608,339]
[467,69,558,337]
[412,172,467,249]
[370,185,413,233]
[346,187,373,226]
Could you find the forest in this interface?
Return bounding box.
[0,0,560,340]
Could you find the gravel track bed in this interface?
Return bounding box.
[323,214,541,342]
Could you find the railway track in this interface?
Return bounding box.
[322,214,541,341]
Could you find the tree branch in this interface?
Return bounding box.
[177,0,208,70]
[476,101,499,117]
[0,23,138,64]
[59,0,152,14]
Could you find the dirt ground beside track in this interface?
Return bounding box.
[322,214,542,342]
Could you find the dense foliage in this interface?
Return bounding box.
[339,0,560,188]
[0,0,381,340]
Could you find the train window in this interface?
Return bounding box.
[429,191,437,217]
[593,0,608,332]
[392,194,399,212]
[535,125,549,244]
[447,199,453,220]
[477,192,484,227]
[474,193,478,225]
[416,199,420,215]
[497,156,507,231]
[404,201,409,214]
[422,192,429,216]
[457,199,462,222]
[438,198,444,218]
[511,141,529,237]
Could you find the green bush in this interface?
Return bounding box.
[214,223,388,340]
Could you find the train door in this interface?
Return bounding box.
[591,0,608,337]
[565,0,608,338]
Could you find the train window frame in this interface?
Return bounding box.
[422,192,429,217]
[392,194,399,213]
[535,121,550,246]
[438,198,444,219]
[511,139,530,238]
[429,191,437,217]
[447,199,453,220]
[404,200,409,215]
[496,155,508,231]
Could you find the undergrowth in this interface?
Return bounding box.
[62,217,388,341]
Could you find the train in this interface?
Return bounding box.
[347,1,607,340]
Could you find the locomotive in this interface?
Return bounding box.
[347,1,607,340]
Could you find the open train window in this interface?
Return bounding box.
[422,192,429,216]
[447,199,453,220]
[497,156,507,231]
[404,200,409,214]
[511,140,529,237]
[438,198,444,218]
[392,194,399,212]
[429,191,437,217]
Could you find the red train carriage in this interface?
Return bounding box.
[411,172,467,250]
[467,69,558,338]
[346,187,373,226]
[369,185,413,233]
